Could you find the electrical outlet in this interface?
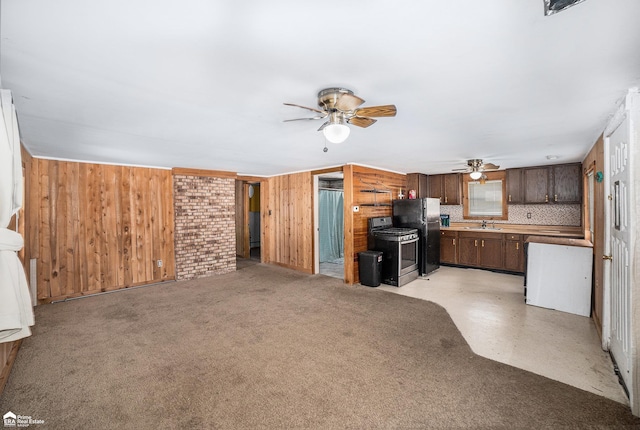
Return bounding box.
[526,212,532,219]
[157,260,163,268]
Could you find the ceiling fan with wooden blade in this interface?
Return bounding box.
[452,159,501,178]
[283,88,397,142]
[282,103,328,122]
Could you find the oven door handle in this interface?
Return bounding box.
[403,237,419,245]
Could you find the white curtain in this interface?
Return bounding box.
[0,89,34,342]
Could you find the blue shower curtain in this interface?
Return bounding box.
[319,189,344,263]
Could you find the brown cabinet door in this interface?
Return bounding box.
[506,169,523,204]
[428,174,443,203]
[504,240,524,272]
[443,174,461,205]
[551,163,582,203]
[419,174,429,198]
[407,173,419,196]
[440,231,457,264]
[523,167,550,203]
[457,237,479,266]
[407,173,430,198]
[478,237,504,269]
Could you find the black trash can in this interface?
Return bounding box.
[359,251,383,287]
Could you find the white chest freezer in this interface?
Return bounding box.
[525,236,593,317]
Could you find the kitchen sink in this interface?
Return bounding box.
[462,227,502,231]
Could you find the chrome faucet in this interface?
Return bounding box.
[481,220,487,229]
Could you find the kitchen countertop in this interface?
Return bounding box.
[441,223,584,239]
[525,235,592,247]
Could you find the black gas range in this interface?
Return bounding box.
[367,217,419,287]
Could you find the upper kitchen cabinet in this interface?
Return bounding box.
[406,173,429,198]
[506,169,524,204]
[507,163,582,205]
[428,173,461,205]
[523,167,550,203]
[550,163,582,204]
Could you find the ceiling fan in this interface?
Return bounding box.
[283,88,397,144]
[453,159,500,180]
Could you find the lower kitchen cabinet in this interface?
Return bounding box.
[458,232,503,269]
[478,236,504,269]
[440,230,457,264]
[440,230,523,274]
[504,234,525,272]
[458,236,479,266]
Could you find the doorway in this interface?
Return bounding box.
[235,179,261,263]
[314,173,344,279]
[248,183,261,260]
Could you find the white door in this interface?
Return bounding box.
[607,114,632,393]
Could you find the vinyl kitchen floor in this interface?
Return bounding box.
[377,266,628,405]
[319,261,344,279]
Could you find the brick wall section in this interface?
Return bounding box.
[173,175,236,280]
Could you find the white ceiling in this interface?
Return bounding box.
[1,0,639,176]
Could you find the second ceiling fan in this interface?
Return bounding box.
[453,159,501,180]
[284,88,397,143]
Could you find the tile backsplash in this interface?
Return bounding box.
[440,204,581,226]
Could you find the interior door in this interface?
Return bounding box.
[606,114,632,394]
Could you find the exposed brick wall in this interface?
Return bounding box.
[173,175,236,280]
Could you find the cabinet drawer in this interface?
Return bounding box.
[441,230,457,238]
[459,231,503,240]
[506,234,522,241]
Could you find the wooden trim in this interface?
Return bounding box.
[462,170,508,220]
[237,175,267,182]
[172,167,237,179]
[260,179,270,264]
[310,166,344,176]
[582,161,596,243]
[0,340,22,397]
[36,278,176,304]
[582,134,605,337]
[343,165,355,284]
[243,183,251,259]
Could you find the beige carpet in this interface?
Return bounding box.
[1,262,638,429]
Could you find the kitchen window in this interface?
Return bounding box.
[462,171,508,220]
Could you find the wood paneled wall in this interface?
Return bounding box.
[583,134,605,336]
[262,172,313,273]
[29,159,175,303]
[344,165,407,284]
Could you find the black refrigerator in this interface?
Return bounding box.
[392,198,440,275]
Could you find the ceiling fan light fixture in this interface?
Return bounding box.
[323,111,351,143]
[323,123,350,144]
[469,170,483,180]
[285,88,396,145]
